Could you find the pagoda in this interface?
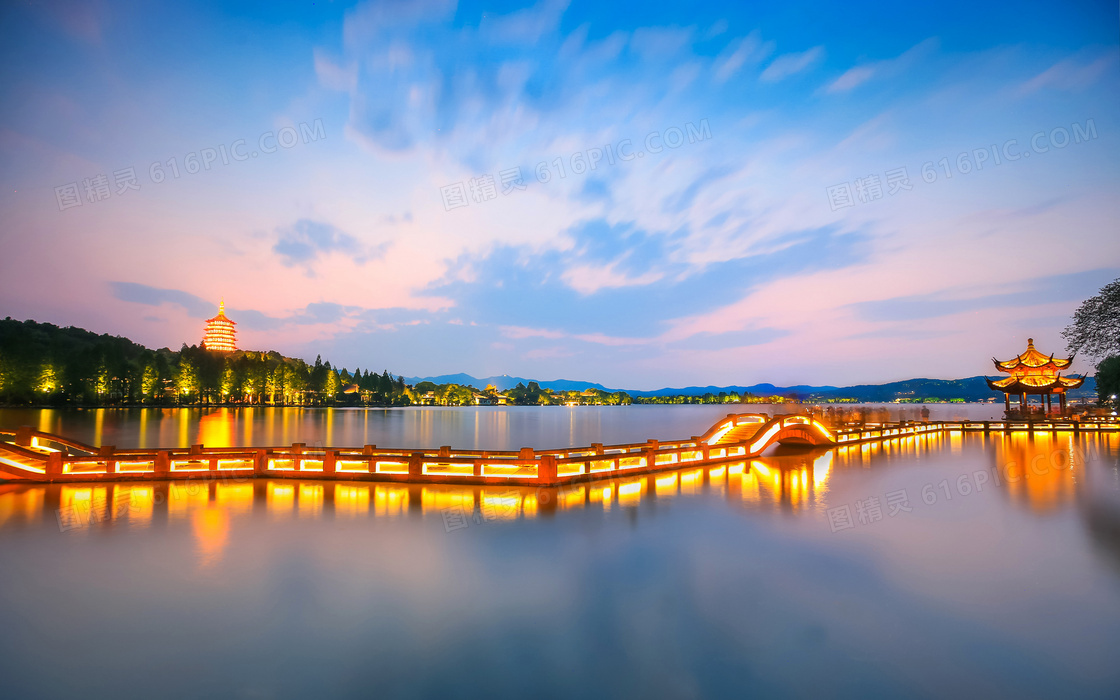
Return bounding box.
[202,301,237,352]
[986,338,1083,416]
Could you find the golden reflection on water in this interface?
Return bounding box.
[998,431,1081,513]
[198,409,238,448]
[2,431,1116,571]
[192,508,229,568]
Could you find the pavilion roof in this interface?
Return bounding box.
[992,338,1071,372]
[985,374,1084,394]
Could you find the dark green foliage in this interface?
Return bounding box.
[1063,278,1120,366]
[1096,356,1120,408]
[0,318,410,407]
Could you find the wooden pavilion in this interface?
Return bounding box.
[986,338,1083,416]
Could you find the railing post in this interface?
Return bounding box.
[99,445,116,475]
[439,446,451,459]
[691,436,709,461]
[155,450,170,477]
[538,454,557,485]
[408,452,424,478]
[292,443,304,472]
[324,449,337,476]
[46,452,63,479]
[15,426,32,447]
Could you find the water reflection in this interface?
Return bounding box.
[4,431,1112,540]
[192,508,229,568]
[1,403,1021,451]
[198,408,236,449]
[3,432,1120,697]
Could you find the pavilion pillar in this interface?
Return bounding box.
[1019,393,1025,413]
[1059,393,1066,414]
[1004,394,1010,413]
[1046,393,1052,415]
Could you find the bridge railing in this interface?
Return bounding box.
[6,414,1117,484]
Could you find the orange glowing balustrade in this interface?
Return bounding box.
[2,413,1117,489]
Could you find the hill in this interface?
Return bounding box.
[404,372,1097,402]
[403,374,614,393]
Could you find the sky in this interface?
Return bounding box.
[0,0,1118,390]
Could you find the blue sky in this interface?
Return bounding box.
[0,0,1117,388]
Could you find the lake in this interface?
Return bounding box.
[1,406,1119,698]
[0,402,1015,451]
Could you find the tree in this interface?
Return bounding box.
[1063,277,1120,366]
[38,363,59,393]
[140,363,158,401]
[176,357,199,400]
[323,367,340,401]
[1096,356,1120,408]
[220,363,235,401]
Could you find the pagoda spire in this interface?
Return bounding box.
[202,300,237,352]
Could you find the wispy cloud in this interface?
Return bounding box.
[826,38,938,93]
[5,1,1118,387]
[760,46,824,82]
[713,31,773,83]
[272,219,381,270]
[1018,54,1112,94]
[108,282,213,319]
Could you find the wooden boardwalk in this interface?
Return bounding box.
[2,412,1117,486]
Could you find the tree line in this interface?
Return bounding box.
[0,318,409,406]
[412,381,634,406]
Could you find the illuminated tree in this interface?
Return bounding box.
[266,366,280,404]
[220,363,236,400]
[176,358,199,399]
[1063,277,1120,366]
[38,364,58,393]
[140,364,159,400]
[94,363,110,398]
[323,367,340,401]
[432,383,470,405]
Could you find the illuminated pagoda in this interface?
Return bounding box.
[986,338,1083,416]
[202,300,237,352]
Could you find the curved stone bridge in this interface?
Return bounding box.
[5,412,1117,486]
[0,412,839,485]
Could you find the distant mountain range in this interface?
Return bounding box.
[403,374,615,393]
[403,373,1098,402]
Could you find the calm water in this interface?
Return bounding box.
[2,408,1120,699]
[0,403,1014,451]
